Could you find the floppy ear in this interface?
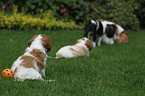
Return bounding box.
[86,40,92,51]
[84,20,91,37]
[41,35,51,52]
[28,35,38,46]
[111,24,118,36]
[106,24,116,38]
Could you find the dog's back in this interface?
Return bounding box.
[56,38,92,58]
[56,46,76,58]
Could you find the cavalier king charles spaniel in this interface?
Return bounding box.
[56,37,92,58]
[84,19,128,47]
[11,34,51,81]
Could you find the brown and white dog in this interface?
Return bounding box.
[11,34,51,81]
[84,19,128,47]
[56,37,92,58]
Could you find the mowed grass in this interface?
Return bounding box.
[0,30,145,96]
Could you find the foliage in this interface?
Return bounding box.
[85,0,140,30]
[0,5,83,30]
[0,0,144,30]
[23,0,141,30]
[135,0,145,29]
[24,0,87,23]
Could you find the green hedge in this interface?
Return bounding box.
[135,0,145,29]
[85,0,140,30]
[0,0,144,30]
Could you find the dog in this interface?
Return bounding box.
[11,34,51,81]
[56,37,92,58]
[84,19,128,47]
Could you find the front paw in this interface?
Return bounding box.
[92,42,96,47]
[97,44,101,47]
[43,73,46,77]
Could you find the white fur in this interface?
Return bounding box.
[96,20,125,46]
[56,37,90,58]
[11,35,48,81]
[101,20,124,42]
[91,20,96,25]
[92,42,96,47]
[97,37,103,47]
[103,34,114,44]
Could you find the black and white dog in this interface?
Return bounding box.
[84,19,128,47]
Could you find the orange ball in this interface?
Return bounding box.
[2,69,14,79]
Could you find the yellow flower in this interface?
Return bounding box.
[8,26,11,29]
[37,27,41,30]
[5,21,9,25]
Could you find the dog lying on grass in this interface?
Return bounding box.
[56,37,92,58]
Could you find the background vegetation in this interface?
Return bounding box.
[0,30,144,95]
[0,0,145,30]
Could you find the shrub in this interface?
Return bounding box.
[135,0,145,29]
[0,5,83,30]
[0,0,143,30]
[24,0,87,23]
[85,0,140,30]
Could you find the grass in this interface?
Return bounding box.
[0,29,145,96]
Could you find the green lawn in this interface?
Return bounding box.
[0,30,145,96]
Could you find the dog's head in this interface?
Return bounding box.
[28,34,51,52]
[105,24,117,38]
[84,20,97,38]
[116,31,128,43]
[76,37,92,51]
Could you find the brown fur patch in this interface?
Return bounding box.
[85,40,92,51]
[75,40,80,44]
[81,38,85,40]
[28,35,38,46]
[56,54,63,58]
[117,31,128,43]
[14,68,17,74]
[20,55,45,70]
[20,56,35,69]
[30,49,45,63]
[97,19,105,22]
[70,47,88,57]
[41,34,51,52]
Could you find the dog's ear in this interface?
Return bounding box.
[84,20,91,36]
[111,24,118,36]
[117,31,128,43]
[28,35,38,46]
[105,24,116,38]
[41,35,51,52]
[86,40,92,51]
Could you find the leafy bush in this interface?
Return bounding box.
[0,0,143,30]
[24,0,140,30]
[85,0,140,30]
[0,5,83,30]
[24,0,87,23]
[135,0,145,29]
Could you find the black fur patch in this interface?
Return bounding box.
[97,21,103,37]
[84,20,97,38]
[105,24,116,38]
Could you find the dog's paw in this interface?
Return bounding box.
[92,42,96,47]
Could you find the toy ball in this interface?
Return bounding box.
[2,69,14,79]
